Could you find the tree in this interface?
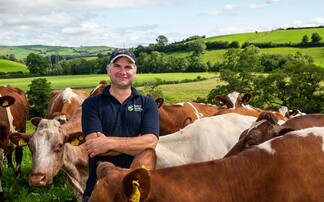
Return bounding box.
[27,78,52,117]
[311,33,322,43]
[26,53,51,75]
[301,35,309,44]
[253,52,324,113]
[187,37,206,56]
[206,45,263,103]
[156,35,168,46]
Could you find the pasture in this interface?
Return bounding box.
[0,59,28,73]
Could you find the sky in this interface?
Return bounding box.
[0,0,323,48]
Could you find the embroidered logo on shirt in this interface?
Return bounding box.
[128,105,143,112]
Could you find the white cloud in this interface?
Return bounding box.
[310,17,324,25]
[224,4,238,10]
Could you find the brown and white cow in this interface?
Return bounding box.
[0,85,29,201]
[47,87,89,122]
[214,91,253,109]
[10,108,87,201]
[224,112,324,157]
[89,80,108,96]
[89,127,324,202]
[156,98,219,136]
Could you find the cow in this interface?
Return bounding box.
[224,112,324,157]
[11,113,256,199]
[89,127,324,202]
[214,91,253,109]
[89,80,108,96]
[47,87,89,123]
[0,85,29,201]
[156,98,219,136]
[9,108,87,201]
[155,113,257,167]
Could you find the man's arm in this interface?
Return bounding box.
[85,132,158,158]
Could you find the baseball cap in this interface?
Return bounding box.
[109,48,136,64]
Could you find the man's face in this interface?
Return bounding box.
[107,57,136,89]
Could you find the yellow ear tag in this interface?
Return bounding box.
[71,138,79,146]
[130,180,140,202]
[2,100,9,107]
[18,139,27,146]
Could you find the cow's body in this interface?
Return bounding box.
[225,112,324,157]
[47,88,89,122]
[89,127,324,202]
[10,108,87,201]
[0,85,29,201]
[156,113,256,168]
[156,98,219,135]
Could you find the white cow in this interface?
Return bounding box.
[156,113,257,168]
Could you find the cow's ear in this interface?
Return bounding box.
[214,95,225,104]
[9,132,31,147]
[242,93,252,103]
[183,117,193,128]
[155,98,164,108]
[96,161,116,179]
[130,148,156,170]
[0,96,15,107]
[31,117,42,126]
[122,168,151,201]
[65,132,85,145]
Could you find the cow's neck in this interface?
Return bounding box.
[62,143,88,198]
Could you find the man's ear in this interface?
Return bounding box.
[107,65,111,75]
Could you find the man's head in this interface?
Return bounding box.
[107,49,137,89]
[109,49,136,65]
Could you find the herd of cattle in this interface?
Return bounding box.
[1,81,324,202]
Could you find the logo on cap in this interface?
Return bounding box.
[109,49,136,64]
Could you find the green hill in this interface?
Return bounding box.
[0,59,28,73]
[0,45,114,61]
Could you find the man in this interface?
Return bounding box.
[81,48,159,201]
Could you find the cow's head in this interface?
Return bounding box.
[214,91,252,109]
[224,112,294,157]
[10,118,84,187]
[89,148,156,202]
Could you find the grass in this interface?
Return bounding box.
[0,59,28,73]
[0,72,217,92]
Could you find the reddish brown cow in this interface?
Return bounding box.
[10,108,87,201]
[224,112,324,157]
[214,91,252,109]
[0,85,29,201]
[89,80,108,96]
[89,127,324,202]
[47,87,89,122]
[156,98,219,136]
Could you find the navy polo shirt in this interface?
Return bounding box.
[81,85,159,198]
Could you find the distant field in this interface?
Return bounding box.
[0,59,29,73]
[0,72,217,92]
[205,31,268,44]
[253,28,324,43]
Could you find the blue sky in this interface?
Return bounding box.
[0,0,323,48]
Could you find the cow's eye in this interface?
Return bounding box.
[245,140,256,148]
[54,143,64,152]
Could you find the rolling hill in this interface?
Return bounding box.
[1,26,323,73]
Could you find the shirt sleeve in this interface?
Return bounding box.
[140,97,160,139]
[81,96,103,136]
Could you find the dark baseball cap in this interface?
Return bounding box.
[109,48,136,64]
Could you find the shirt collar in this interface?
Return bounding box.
[102,85,139,97]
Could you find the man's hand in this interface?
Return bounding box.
[85,132,108,158]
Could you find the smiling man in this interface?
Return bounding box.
[81,48,160,202]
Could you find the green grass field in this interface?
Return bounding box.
[0,59,28,73]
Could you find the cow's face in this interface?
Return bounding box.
[28,119,65,187]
